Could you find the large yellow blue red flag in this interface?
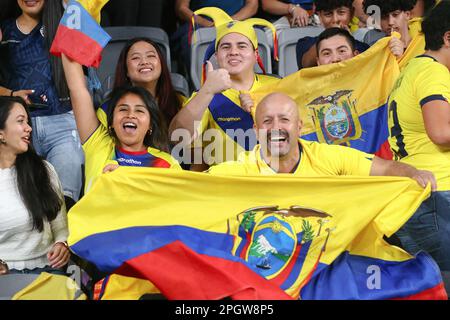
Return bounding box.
[68,167,447,300]
[252,34,401,160]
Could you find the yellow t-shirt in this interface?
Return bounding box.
[388,55,450,191]
[208,139,373,176]
[185,74,280,165]
[82,124,180,193]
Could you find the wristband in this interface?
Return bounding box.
[10,90,14,97]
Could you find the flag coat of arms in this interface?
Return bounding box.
[68,168,447,300]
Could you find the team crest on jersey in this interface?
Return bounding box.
[233,205,335,297]
[307,90,362,146]
[227,21,237,29]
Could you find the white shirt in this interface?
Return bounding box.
[0,162,68,270]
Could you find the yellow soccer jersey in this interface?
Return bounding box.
[82,124,181,193]
[185,74,280,165]
[388,55,450,191]
[208,139,373,176]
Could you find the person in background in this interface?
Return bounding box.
[387,0,450,271]
[0,96,69,276]
[0,0,84,209]
[171,0,258,76]
[295,0,370,69]
[362,0,415,57]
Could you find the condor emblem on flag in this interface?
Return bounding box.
[50,0,111,68]
[307,90,362,146]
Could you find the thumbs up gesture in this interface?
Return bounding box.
[201,61,232,95]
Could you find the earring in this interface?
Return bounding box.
[148,129,153,136]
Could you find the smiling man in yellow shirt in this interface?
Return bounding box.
[208,92,436,187]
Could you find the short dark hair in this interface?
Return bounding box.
[422,0,450,51]
[314,0,354,12]
[363,0,415,16]
[316,27,356,55]
[106,86,170,152]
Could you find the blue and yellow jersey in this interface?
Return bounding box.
[208,139,373,176]
[388,55,450,191]
[185,74,279,165]
[82,124,180,193]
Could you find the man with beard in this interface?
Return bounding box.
[208,92,436,187]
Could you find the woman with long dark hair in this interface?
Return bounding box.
[61,54,180,194]
[0,0,84,209]
[98,37,183,130]
[0,96,69,275]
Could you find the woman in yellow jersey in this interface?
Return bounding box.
[61,54,180,194]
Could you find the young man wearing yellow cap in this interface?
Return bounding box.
[169,7,280,170]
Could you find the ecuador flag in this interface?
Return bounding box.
[68,168,447,300]
[50,0,111,67]
[252,34,401,160]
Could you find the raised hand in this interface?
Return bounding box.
[389,36,405,58]
[201,61,232,95]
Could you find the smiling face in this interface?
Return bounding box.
[111,93,151,152]
[17,0,44,17]
[318,6,353,29]
[126,41,162,87]
[215,32,257,76]
[317,34,358,65]
[0,103,32,156]
[255,93,302,159]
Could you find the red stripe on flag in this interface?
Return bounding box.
[115,240,293,300]
[375,140,393,160]
[50,24,104,68]
[391,282,448,300]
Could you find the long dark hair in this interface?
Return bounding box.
[42,0,70,100]
[0,96,62,232]
[114,37,181,126]
[106,86,170,153]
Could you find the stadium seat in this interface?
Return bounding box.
[190,27,273,91]
[363,29,386,46]
[170,73,190,98]
[277,26,324,77]
[0,274,39,300]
